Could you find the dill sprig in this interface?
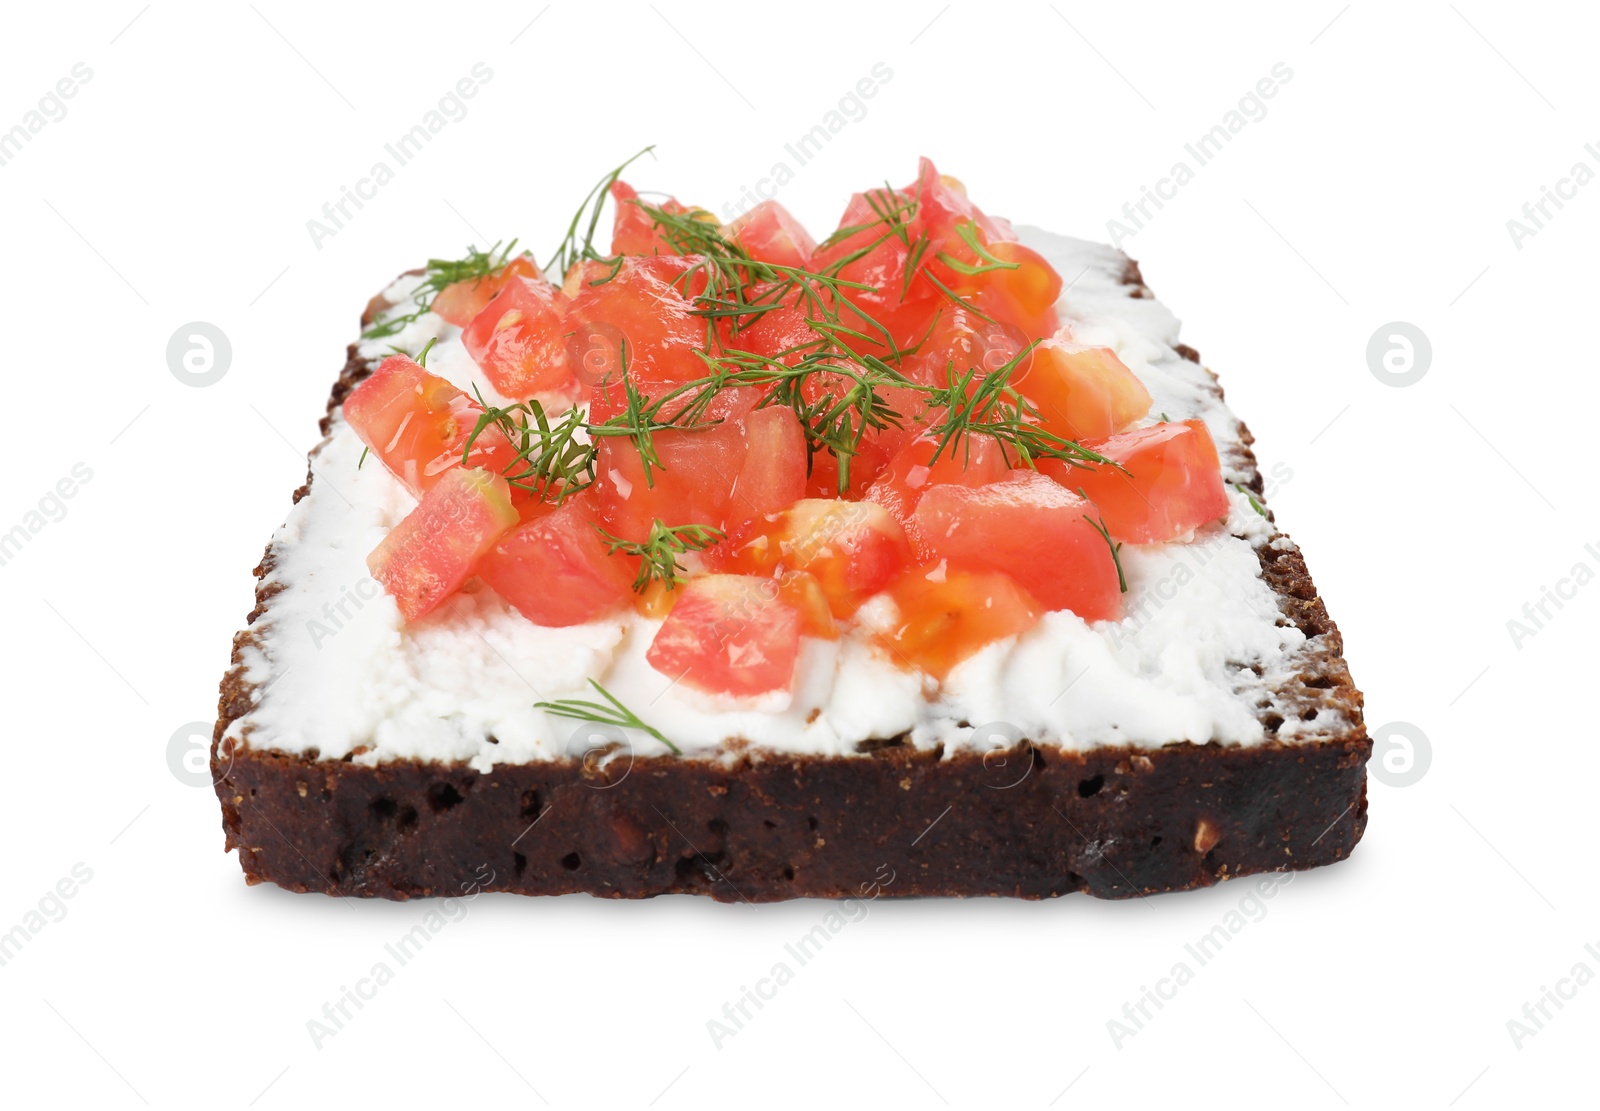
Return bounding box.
[924,343,1118,472]
[363,240,526,339]
[536,679,681,756]
[1079,499,1128,594]
[622,192,933,492]
[1234,482,1268,518]
[934,221,1021,277]
[682,349,915,489]
[631,200,904,360]
[595,519,725,592]
[463,389,597,502]
[544,146,655,283]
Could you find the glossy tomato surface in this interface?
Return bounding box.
[1015,340,1151,442]
[1065,419,1229,544]
[431,256,541,328]
[368,468,518,622]
[646,573,802,697]
[912,470,1122,621]
[343,355,515,499]
[461,276,575,401]
[866,433,1010,559]
[713,498,911,617]
[880,565,1041,677]
[728,200,817,270]
[478,495,634,627]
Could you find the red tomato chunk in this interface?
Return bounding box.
[368,468,519,622]
[478,496,635,627]
[646,574,803,697]
[1065,420,1230,544]
[461,276,575,401]
[912,470,1122,621]
[343,355,516,499]
[879,565,1041,677]
[432,256,542,328]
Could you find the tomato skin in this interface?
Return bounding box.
[837,296,942,364]
[343,354,516,499]
[866,434,1010,559]
[802,441,894,501]
[478,495,635,627]
[461,276,576,401]
[1062,420,1230,544]
[368,468,519,622]
[431,256,541,327]
[1016,340,1152,442]
[880,564,1041,678]
[912,470,1122,621]
[646,573,803,697]
[728,200,817,270]
[594,390,781,539]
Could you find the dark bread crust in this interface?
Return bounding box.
[212,263,1369,901]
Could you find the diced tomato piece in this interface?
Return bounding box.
[878,565,1040,678]
[1061,420,1229,544]
[907,157,1013,246]
[906,305,1030,388]
[866,434,1010,558]
[912,470,1121,620]
[1015,340,1152,442]
[478,495,634,627]
[461,276,576,401]
[632,253,713,302]
[610,180,696,257]
[811,189,924,315]
[592,423,747,542]
[344,354,516,498]
[727,406,807,527]
[713,498,911,617]
[368,468,518,622]
[646,573,802,698]
[729,299,821,365]
[728,200,818,270]
[966,240,1062,337]
[431,255,541,327]
[570,256,709,415]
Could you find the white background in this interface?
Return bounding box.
[1,2,1593,1107]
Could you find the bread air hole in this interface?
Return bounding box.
[427,783,465,811]
[1077,774,1105,798]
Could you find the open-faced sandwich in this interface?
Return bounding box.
[213,155,1368,900]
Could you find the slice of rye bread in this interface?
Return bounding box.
[211,256,1369,902]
